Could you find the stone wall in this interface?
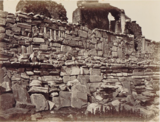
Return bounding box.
[0,10,159,120]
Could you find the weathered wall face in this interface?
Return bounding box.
[0,10,159,119]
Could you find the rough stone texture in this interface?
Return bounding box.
[0,108,30,120]
[12,84,31,103]
[30,94,49,112]
[89,75,103,82]
[86,103,101,114]
[0,2,159,120]
[59,91,71,107]
[71,84,88,108]
[0,1,3,10]
[28,86,48,93]
[0,93,15,110]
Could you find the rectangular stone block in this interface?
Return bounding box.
[0,11,8,18]
[71,66,80,75]
[77,75,90,84]
[33,38,45,43]
[52,43,61,47]
[78,30,88,38]
[17,22,31,29]
[63,75,77,83]
[40,44,48,50]
[61,45,72,52]
[90,68,101,75]
[71,84,87,108]
[59,91,71,107]
[90,75,103,82]
[60,66,72,76]
[112,52,118,58]
[0,18,6,26]
[102,78,119,83]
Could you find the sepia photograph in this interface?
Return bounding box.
[0,0,159,121]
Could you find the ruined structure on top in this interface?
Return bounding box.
[0,0,159,121]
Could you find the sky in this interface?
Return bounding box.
[3,0,160,42]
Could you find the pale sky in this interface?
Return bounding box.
[3,0,160,42]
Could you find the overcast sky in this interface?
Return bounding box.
[3,0,160,42]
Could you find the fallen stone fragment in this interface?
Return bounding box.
[28,86,48,93]
[86,103,101,114]
[48,101,55,110]
[30,94,49,112]
[71,84,87,108]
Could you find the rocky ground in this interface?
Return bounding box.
[0,106,159,121]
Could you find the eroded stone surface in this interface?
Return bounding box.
[30,94,49,112]
[71,84,88,108]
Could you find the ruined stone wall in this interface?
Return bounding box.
[0,10,159,119]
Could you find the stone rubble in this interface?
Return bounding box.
[0,8,159,121]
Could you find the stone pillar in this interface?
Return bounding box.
[0,0,3,11]
[115,20,121,34]
[142,36,145,53]
[50,29,53,40]
[120,11,126,34]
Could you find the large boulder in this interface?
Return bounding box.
[16,0,68,22]
[30,94,49,112]
[59,91,71,107]
[71,84,88,108]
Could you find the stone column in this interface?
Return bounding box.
[120,10,126,34]
[142,36,145,53]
